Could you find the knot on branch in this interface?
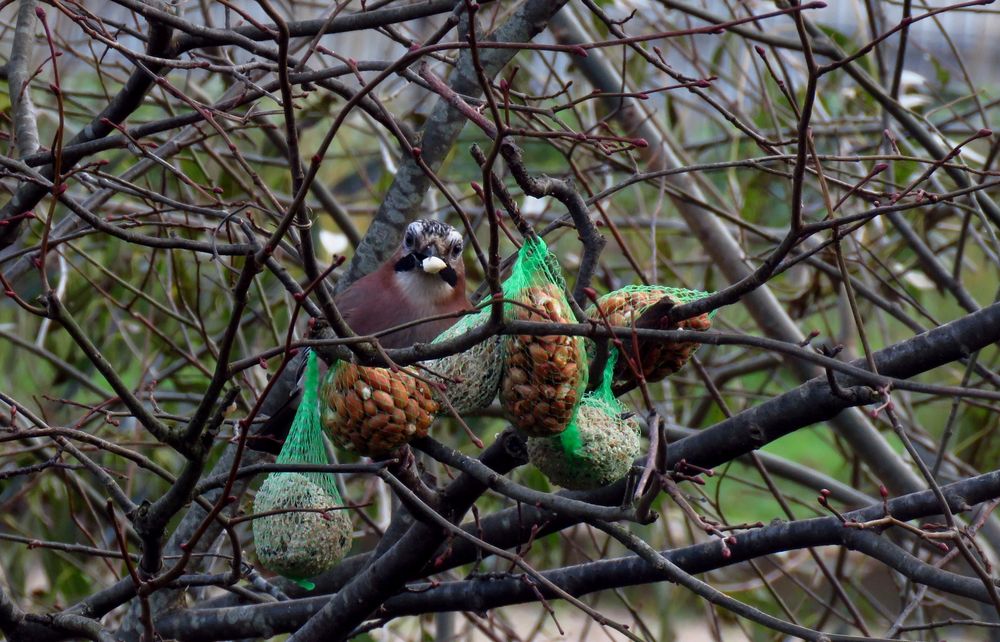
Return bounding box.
[499,428,529,464]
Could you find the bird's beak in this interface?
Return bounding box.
[393,244,459,286]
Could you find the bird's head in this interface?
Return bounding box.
[392,219,465,290]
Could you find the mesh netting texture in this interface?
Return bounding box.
[425,306,505,415]
[253,351,352,580]
[585,284,714,386]
[500,237,588,437]
[321,362,438,457]
[527,351,640,490]
[253,473,352,580]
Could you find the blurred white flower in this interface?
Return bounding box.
[898,70,931,110]
[892,262,935,290]
[520,195,551,216]
[320,229,349,256]
[899,69,928,92]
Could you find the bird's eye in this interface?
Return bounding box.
[404,231,415,247]
[451,242,463,257]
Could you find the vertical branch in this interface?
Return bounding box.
[889,0,913,99]
[462,1,507,323]
[256,0,344,332]
[9,0,40,158]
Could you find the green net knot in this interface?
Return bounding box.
[501,236,567,307]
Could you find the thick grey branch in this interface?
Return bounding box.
[9,0,39,158]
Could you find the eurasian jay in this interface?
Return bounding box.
[246,219,470,453]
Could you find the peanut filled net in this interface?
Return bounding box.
[500,236,588,437]
[253,351,352,583]
[320,361,438,457]
[585,284,714,388]
[527,350,640,490]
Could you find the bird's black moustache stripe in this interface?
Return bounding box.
[438,266,458,287]
[394,252,422,272]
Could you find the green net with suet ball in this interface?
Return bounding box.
[253,351,353,584]
[425,304,505,416]
[527,350,640,490]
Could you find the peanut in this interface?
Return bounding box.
[528,343,549,364]
[343,392,362,420]
[508,367,528,385]
[371,390,395,414]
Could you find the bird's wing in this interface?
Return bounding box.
[245,348,311,454]
[333,270,384,336]
[246,274,381,454]
[332,270,433,347]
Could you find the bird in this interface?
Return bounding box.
[333,218,470,348]
[246,218,470,454]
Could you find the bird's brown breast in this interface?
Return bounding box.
[335,262,469,348]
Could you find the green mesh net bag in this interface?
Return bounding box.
[527,351,640,490]
[320,361,438,457]
[584,284,714,388]
[500,236,588,437]
[425,306,505,415]
[253,351,352,583]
